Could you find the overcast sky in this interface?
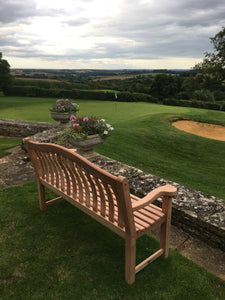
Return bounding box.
[0,0,224,69]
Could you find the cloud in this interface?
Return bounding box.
[63,18,90,27]
[0,0,62,24]
[0,0,37,23]
[87,0,225,60]
[1,0,225,69]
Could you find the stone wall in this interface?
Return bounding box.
[0,118,57,137]
[92,156,225,251]
[1,118,224,251]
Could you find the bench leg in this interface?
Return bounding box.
[37,181,47,211]
[160,196,172,258]
[160,222,170,258]
[125,236,136,284]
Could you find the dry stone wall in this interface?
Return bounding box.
[91,156,225,251]
[0,118,57,137]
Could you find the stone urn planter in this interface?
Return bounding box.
[68,134,104,158]
[50,112,73,124]
[50,99,79,124]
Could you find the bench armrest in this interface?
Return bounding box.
[132,185,177,211]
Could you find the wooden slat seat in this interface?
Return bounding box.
[24,138,177,284]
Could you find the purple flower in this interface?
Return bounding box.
[51,98,79,113]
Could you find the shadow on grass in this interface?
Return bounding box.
[0,181,225,300]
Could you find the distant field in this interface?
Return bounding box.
[15,77,61,82]
[1,96,225,200]
[92,75,139,81]
[92,72,154,81]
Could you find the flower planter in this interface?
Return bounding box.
[68,134,104,158]
[50,112,73,124]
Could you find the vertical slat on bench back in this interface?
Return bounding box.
[25,139,135,233]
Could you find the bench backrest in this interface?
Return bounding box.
[25,138,135,236]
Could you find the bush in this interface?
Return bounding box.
[214,90,225,101]
[4,86,116,101]
[162,98,221,111]
[78,90,115,101]
[177,91,192,100]
[163,98,193,107]
[4,86,38,97]
[219,103,225,111]
[191,100,221,110]
[12,78,89,90]
[117,92,135,102]
[133,93,158,103]
[193,89,215,102]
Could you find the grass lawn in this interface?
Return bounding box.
[0,137,22,158]
[1,96,225,200]
[0,181,225,299]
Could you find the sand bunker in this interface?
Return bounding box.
[172,120,225,141]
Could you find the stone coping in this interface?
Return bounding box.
[1,118,224,251]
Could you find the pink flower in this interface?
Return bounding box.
[70,115,76,122]
[83,117,89,121]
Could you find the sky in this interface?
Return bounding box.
[0,0,224,70]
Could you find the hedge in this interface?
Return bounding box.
[4,86,158,103]
[163,98,223,111]
[4,85,224,111]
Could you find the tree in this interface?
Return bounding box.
[193,89,215,102]
[194,27,225,84]
[150,74,181,100]
[0,52,12,94]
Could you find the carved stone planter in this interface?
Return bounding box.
[50,112,73,124]
[68,134,104,158]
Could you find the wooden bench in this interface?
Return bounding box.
[24,138,177,284]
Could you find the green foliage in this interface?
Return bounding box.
[4,86,116,101]
[4,86,158,104]
[214,90,225,101]
[59,116,114,140]
[13,78,89,90]
[1,181,225,299]
[194,27,225,83]
[163,98,193,107]
[193,90,215,102]
[150,74,181,100]
[0,52,12,94]
[181,76,203,93]
[163,98,221,110]
[133,92,158,103]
